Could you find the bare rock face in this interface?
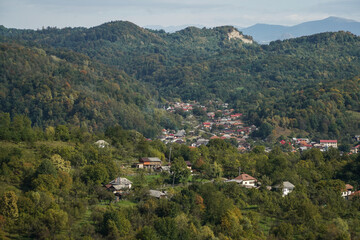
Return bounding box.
[227,29,253,44]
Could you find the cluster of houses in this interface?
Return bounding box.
[225,173,295,196]
[165,101,197,113]
[134,157,192,173]
[224,172,359,199]
[285,136,360,153]
[104,176,169,200]
[160,100,258,151]
[287,138,338,152]
[278,138,339,152]
[103,170,359,201]
[158,129,188,145]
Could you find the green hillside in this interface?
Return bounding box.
[0,42,180,137]
[1,22,360,139]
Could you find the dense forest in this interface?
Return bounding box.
[0,42,181,137]
[1,22,360,140]
[0,116,360,239]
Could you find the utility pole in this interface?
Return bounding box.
[238,167,241,176]
[169,145,172,164]
[169,144,175,187]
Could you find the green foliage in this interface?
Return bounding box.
[0,191,19,218]
[0,42,180,138]
[81,163,110,185]
[101,210,131,237]
[170,157,191,185]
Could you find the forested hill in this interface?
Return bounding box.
[1,22,360,139]
[0,42,180,137]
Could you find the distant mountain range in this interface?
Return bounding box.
[145,16,360,44]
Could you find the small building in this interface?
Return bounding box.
[94,140,110,148]
[185,161,192,172]
[273,181,295,196]
[137,157,162,169]
[109,177,132,190]
[149,190,167,199]
[159,165,171,173]
[207,112,215,119]
[105,177,132,201]
[341,184,354,199]
[350,145,360,154]
[226,173,257,188]
[320,140,338,148]
[192,138,209,147]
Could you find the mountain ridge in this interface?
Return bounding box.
[143,16,360,44]
[1,21,360,140]
[242,16,360,43]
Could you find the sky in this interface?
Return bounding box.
[0,0,359,29]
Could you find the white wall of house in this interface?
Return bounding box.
[283,188,293,196]
[242,180,256,186]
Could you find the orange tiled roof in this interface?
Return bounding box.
[234,173,257,181]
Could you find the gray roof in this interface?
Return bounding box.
[161,166,171,171]
[109,177,132,185]
[273,181,295,189]
[142,157,161,162]
[174,130,186,137]
[149,190,167,198]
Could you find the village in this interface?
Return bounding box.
[93,98,360,203]
[158,100,360,153]
[92,100,360,211]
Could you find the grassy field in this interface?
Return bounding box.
[126,173,162,183]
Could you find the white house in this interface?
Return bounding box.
[350,145,360,154]
[94,140,110,148]
[226,173,257,188]
[273,181,295,196]
[341,184,354,199]
[320,140,338,148]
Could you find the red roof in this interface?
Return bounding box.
[345,184,354,190]
[350,190,360,197]
[203,122,211,125]
[230,113,242,118]
[320,140,337,143]
[234,174,257,181]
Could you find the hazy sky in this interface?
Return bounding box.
[0,0,359,29]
